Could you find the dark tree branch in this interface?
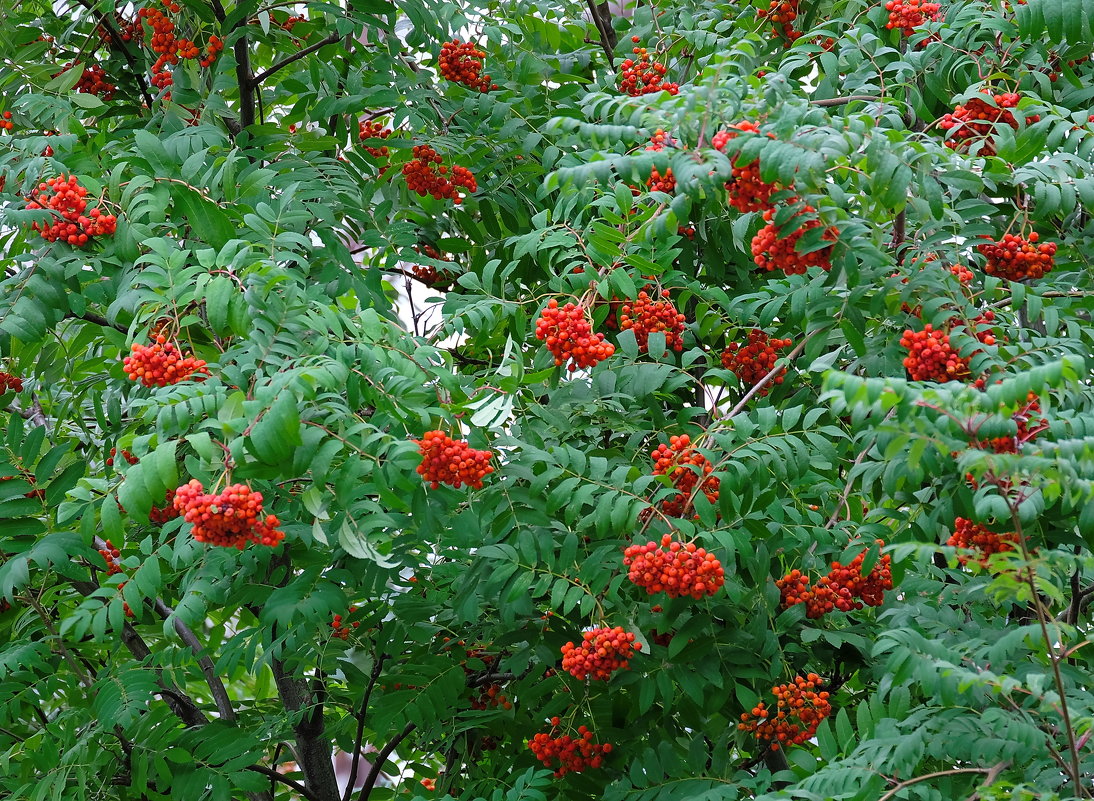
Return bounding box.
[246,765,321,801]
[250,33,341,86]
[343,653,387,801]
[272,658,340,801]
[64,311,128,333]
[357,721,415,801]
[153,598,237,721]
[585,0,617,69]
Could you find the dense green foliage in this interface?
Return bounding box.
[2,0,1094,799]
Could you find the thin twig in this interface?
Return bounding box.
[250,33,341,86]
[585,0,617,69]
[246,765,321,801]
[357,721,415,801]
[877,766,998,801]
[343,653,387,801]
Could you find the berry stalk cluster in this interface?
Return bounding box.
[528,719,612,777]
[402,144,477,204]
[977,233,1056,281]
[623,534,725,599]
[26,175,117,246]
[535,299,615,371]
[173,480,286,549]
[560,626,641,681]
[122,337,208,387]
[618,37,679,96]
[721,329,793,396]
[414,430,494,489]
[619,290,686,354]
[648,434,720,519]
[947,518,1019,567]
[438,38,498,92]
[776,541,893,618]
[738,674,831,749]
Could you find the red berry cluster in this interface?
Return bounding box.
[138,0,223,94]
[528,719,612,777]
[97,12,142,45]
[977,233,1056,281]
[776,542,893,618]
[618,290,686,354]
[751,206,836,274]
[438,39,497,92]
[402,144,477,204]
[420,778,437,791]
[560,626,640,681]
[619,38,679,96]
[947,517,1018,567]
[713,122,785,214]
[172,479,286,549]
[358,119,392,158]
[54,63,116,100]
[649,434,720,518]
[884,0,942,35]
[644,129,676,194]
[623,534,725,599]
[535,299,615,371]
[106,448,138,467]
[0,111,12,132]
[117,580,135,618]
[0,373,23,393]
[414,430,494,490]
[939,92,1039,154]
[968,394,1046,454]
[122,336,209,387]
[149,489,180,523]
[721,330,792,396]
[757,0,803,43]
[281,15,307,31]
[331,606,360,640]
[899,325,970,382]
[738,675,831,749]
[412,244,454,287]
[25,175,117,245]
[98,539,123,576]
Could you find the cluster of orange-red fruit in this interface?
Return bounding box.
[106,448,139,467]
[884,0,942,35]
[977,233,1056,281]
[757,0,802,42]
[739,674,831,749]
[172,480,286,549]
[411,244,453,287]
[56,62,116,99]
[331,606,360,640]
[899,325,970,382]
[0,111,13,132]
[969,395,1046,454]
[649,434,720,518]
[947,518,1019,567]
[721,329,792,396]
[98,540,124,576]
[358,119,392,159]
[619,37,679,96]
[438,39,497,92]
[402,144,477,204]
[26,175,118,246]
[138,0,223,94]
[0,373,23,393]
[777,542,893,618]
[149,489,180,523]
[560,626,641,681]
[535,299,615,371]
[643,129,677,194]
[619,290,686,354]
[713,122,785,213]
[939,92,1038,153]
[751,206,837,275]
[414,430,494,490]
[122,337,209,387]
[528,719,613,777]
[464,650,513,711]
[623,534,725,599]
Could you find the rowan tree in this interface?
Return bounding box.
[2,1,1094,800]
